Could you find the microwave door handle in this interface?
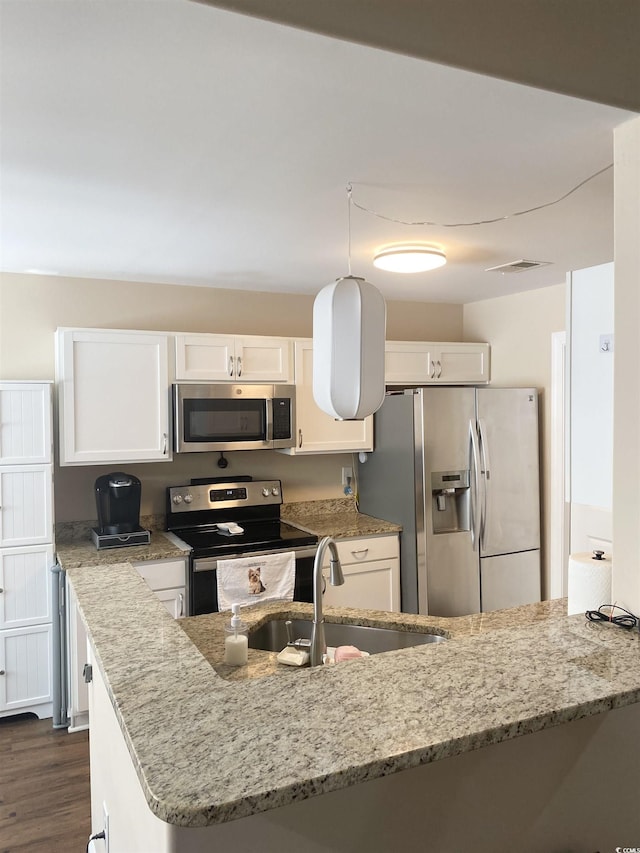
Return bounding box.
[265,399,274,442]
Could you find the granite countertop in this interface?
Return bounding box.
[281,498,401,538]
[55,516,189,569]
[67,561,640,829]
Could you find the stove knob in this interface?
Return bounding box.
[262,488,270,497]
[184,493,193,504]
[172,494,183,505]
[271,487,279,496]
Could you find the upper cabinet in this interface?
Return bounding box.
[175,334,293,383]
[278,340,373,455]
[56,329,172,466]
[0,382,52,465]
[385,341,490,385]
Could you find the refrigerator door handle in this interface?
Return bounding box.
[469,420,482,550]
[478,418,490,546]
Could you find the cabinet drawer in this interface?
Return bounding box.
[331,535,399,565]
[133,559,186,591]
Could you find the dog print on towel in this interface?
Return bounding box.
[248,566,266,595]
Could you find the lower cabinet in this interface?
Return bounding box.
[321,535,400,612]
[0,544,54,719]
[133,559,188,618]
[0,624,53,718]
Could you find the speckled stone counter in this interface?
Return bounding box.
[281,498,401,538]
[66,561,640,829]
[56,519,189,569]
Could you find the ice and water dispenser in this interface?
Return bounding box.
[430,470,471,533]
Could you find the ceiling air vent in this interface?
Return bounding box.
[485,259,551,273]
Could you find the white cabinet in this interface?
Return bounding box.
[321,534,400,612]
[279,340,373,455]
[385,341,490,385]
[133,558,188,618]
[0,383,52,464]
[0,382,53,720]
[0,465,53,548]
[56,328,172,465]
[66,579,89,732]
[0,624,53,715]
[175,333,293,383]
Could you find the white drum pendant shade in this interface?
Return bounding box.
[313,276,386,420]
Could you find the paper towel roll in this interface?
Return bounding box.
[567,551,612,615]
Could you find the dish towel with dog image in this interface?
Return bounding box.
[216,551,296,611]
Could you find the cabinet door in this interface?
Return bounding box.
[154,587,187,619]
[0,383,52,464]
[385,342,436,384]
[0,624,52,714]
[0,465,53,547]
[235,337,293,383]
[66,580,89,731]
[434,343,490,384]
[175,334,235,381]
[323,561,400,612]
[57,329,171,465]
[280,340,373,454]
[0,545,53,628]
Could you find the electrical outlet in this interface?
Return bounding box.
[103,801,110,853]
[341,466,353,486]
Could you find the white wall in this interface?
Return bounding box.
[463,284,566,599]
[570,262,614,510]
[568,262,614,562]
[612,115,640,613]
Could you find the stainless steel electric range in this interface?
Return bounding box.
[166,478,318,615]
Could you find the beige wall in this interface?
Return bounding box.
[0,272,463,520]
[0,273,463,380]
[463,283,567,598]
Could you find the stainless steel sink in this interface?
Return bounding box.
[248,618,446,656]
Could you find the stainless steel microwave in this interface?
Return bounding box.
[173,384,296,452]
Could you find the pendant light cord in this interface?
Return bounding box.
[348,163,612,228]
[347,183,353,276]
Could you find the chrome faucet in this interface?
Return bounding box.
[310,536,345,666]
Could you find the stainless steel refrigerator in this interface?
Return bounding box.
[357,387,541,616]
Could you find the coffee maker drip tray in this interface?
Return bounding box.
[91,526,151,550]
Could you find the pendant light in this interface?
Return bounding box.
[313,186,386,421]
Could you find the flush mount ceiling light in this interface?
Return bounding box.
[373,244,447,273]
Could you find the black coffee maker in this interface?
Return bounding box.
[94,472,142,535]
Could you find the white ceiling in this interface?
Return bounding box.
[0,0,636,304]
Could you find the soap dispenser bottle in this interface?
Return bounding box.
[224,603,248,666]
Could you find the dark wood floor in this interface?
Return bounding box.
[0,714,91,853]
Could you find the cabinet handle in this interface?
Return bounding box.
[0,588,3,594]
[298,429,303,448]
[83,663,93,684]
[237,355,242,377]
[178,592,184,618]
[0,670,5,676]
[351,548,369,559]
[229,356,235,377]
[162,433,167,455]
[436,360,442,378]
[430,360,436,379]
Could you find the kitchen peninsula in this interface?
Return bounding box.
[69,561,640,852]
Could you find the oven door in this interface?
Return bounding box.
[190,545,316,615]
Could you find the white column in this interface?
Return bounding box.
[612,115,640,612]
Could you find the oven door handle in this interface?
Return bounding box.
[192,545,318,572]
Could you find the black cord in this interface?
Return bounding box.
[87,830,106,851]
[585,604,638,630]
